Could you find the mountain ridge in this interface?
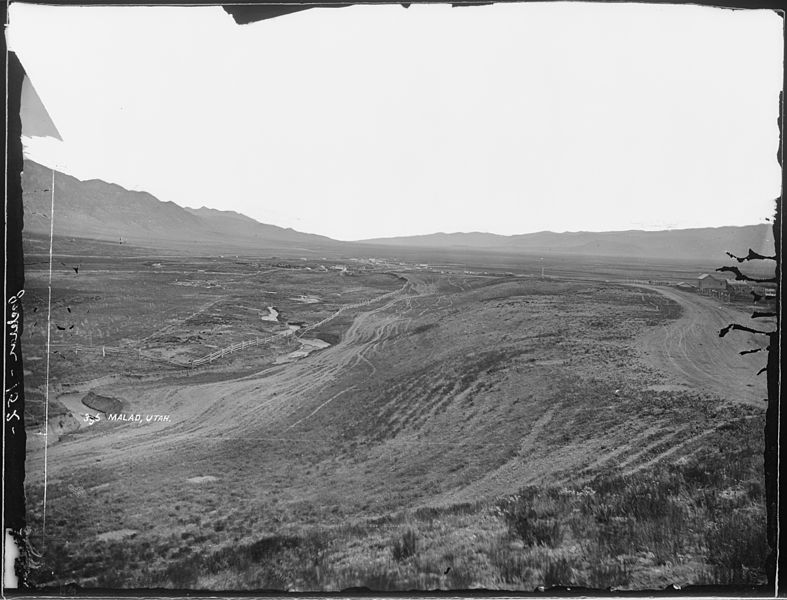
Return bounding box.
[359,225,775,262]
[22,160,337,251]
[21,159,774,261]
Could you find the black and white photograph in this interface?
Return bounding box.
[2,0,784,592]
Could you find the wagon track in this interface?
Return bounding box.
[631,284,768,407]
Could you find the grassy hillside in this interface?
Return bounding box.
[30,412,765,590]
[22,254,769,591]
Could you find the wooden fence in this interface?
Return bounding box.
[190,331,293,367]
[50,282,410,370]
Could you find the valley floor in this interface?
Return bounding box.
[20,251,769,590]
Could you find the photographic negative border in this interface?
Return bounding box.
[2,0,784,594]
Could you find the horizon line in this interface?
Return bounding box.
[24,156,774,242]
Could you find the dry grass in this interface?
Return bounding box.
[29,416,766,591]
[22,251,768,591]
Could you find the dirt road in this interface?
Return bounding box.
[633,284,771,407]
[25,278,431,479]
[27,277,770,503]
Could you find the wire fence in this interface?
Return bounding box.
[49,343,187,367]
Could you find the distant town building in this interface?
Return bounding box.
[697,273,727,294]
[751,283,778,300]
[725,280,751,299]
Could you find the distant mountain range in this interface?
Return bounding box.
[361,226,775,262]
[22,160,775,262]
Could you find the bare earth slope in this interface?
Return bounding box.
[22,261,766,588]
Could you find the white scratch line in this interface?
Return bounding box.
[42,168,55,546]
[2,23,9,585]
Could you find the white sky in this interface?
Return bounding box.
[7,2,784,241]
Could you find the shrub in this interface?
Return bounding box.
[586,560,631,589]
[543,557,574,587]
[705,511,768,584]
[447,565,477,589]
[488,545,531,585]
[503,505,563,548]
[162,560,200,588]
[391,529,418,562]
[246,535,300,562]
[359,566,399,591]
[746,479,764,502]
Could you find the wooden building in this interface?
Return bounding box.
[697,273,727,294]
